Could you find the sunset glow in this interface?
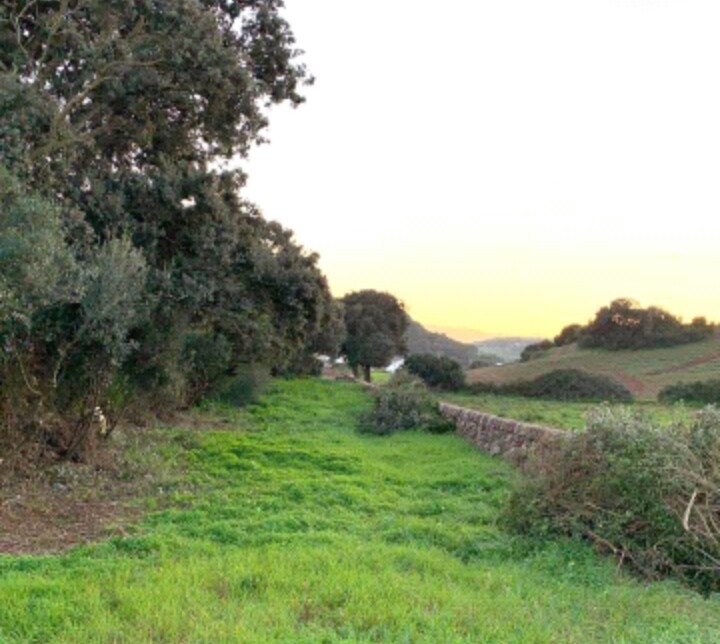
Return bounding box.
[245,0,720,340]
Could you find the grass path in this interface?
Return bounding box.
[0,380,718,642]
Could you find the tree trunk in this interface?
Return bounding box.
[363,365,371,383]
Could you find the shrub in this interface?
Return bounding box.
[469,357,498,369]
[514,369,632,402]
[362,373,452,435]
[404,354,465,391]
[554,324,583,347]
[520,340,553,362]
[469,369,632,402]
[659,379,720,405]
[210,365,271,407]
[504,406,720,594]
[181,332,233,404]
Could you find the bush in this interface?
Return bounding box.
[520,340,553,362]
[504,406,720,594]
[182,332,233,404]
[469,357,497,369]
[554,324,583,347]
[362,373,452,435]
[469,369,632,402]
[404,354,465,391]
[210,365,271,407]
[659,379,720,405]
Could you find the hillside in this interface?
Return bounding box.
[406,320,478,365]
[2,380,718,642]
[466,332,720,401]
[474,337,541,363]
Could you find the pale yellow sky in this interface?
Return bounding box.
[244,0,720,340]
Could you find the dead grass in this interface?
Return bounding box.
[467,333,720,400]
[0,423,189,556]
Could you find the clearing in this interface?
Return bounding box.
[0,380,718,642]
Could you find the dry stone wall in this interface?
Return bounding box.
[438,402,568,466]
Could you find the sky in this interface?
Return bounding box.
[243,0,720,341]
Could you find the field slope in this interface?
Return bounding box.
[467,333,720,400]
[0,380,718,642]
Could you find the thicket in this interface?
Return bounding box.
[520,340,553,362]
[469,369,632,402]
[659,379,720,405]
[505,406,720,594]
[0,2,344,464]
[362,373,453,435]
[405,354,465,391]
[576,300,714,350]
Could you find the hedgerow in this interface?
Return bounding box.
[504,406,720,594]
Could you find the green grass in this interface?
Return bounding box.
[370,370,392,385]
[0,379,718,642]
[443,392,694,431]
[467,334,720,401]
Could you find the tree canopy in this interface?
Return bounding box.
[340,290,408,382]
[0,1,336,459]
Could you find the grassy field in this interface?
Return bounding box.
[370,370,392,385]
[466,333,720,401]
[1,379,718,642]
[443,392,695,431]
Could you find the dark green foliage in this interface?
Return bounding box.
[504,407,720,594]
[210,365,271,408]
[520,340,553,362]
[470,354,503,368]
[0,2,339,458]
[181,333,233,404]
[469,369,632,402]
[362,373,451,435]
[579,299,715,350]
[405,354,465,391]
[659,379,720,405]
[554,324,583,347]
[341,290,409,382]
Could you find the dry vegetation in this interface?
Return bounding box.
[467,333,720,400]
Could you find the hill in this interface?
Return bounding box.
[406,319,478,365]
[473,337,542,363]
[466,332,720,401]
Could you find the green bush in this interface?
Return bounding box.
[504,406,720,594]
[362,373,452,435]
[659,379,720,405]
[520,340,553,362]
[553,324,583,347]
[210,365,271,408]
[182,332,233,404]
[469,369,632,402]
[404,354,465,391]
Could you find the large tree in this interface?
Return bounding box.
[340,290,408,382]
[0,1,336,457]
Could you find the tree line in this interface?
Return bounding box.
[522,299,715,361]
[0,1,346,461]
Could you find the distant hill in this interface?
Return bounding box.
[473,337,542,363]
[466,333,720,401]
[406,320,478,366]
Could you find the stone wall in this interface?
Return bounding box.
[438,402,568,466]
